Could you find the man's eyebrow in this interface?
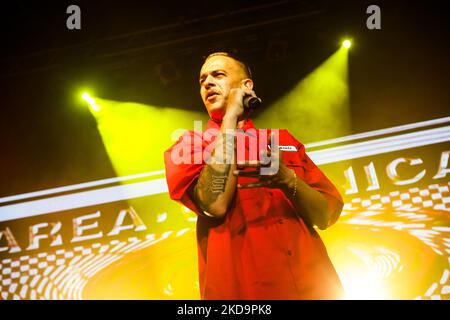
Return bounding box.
[199,69,227,81]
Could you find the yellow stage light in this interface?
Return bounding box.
[82,92,100,112]
[256,46,351,144]
[343,39,352,49]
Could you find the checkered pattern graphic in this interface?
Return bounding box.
[345,184,450,213]
[0,230,190,300]
[0,182,449,300]
[341,182,450,300]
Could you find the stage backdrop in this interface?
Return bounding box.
[0,116,449,300]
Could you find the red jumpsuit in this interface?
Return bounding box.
[164,118,344,299]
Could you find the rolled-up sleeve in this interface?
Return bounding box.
[284,130,344,226]
[164,131,205,216]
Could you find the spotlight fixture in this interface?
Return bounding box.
[82,92,100,112]
[343,39,352,49]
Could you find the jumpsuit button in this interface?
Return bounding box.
[278,219,283,224]
[287,250,292,256]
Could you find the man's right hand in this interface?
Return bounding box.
[225,84,256,120]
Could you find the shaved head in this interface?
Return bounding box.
[199,52,254,121]
[203,52,252,80]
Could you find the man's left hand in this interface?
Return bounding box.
[233,145,296,193]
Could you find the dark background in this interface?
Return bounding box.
[0,0,449,197]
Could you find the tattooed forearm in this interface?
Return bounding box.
[211,174,228,193]
[191,130,237,217]
[212,133,235,165]
[195,164,231,210]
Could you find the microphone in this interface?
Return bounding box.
[243,95,262,109]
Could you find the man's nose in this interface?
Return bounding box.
[203,74,215,88]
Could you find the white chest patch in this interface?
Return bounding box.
[268,145,298,151]
[279,145,298,151]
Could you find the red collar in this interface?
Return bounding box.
[207,118,256,131]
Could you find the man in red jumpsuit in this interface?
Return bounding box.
[164,52,344,299]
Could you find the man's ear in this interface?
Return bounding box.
[241,78,254,90]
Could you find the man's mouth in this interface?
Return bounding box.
[206,92,220,101]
